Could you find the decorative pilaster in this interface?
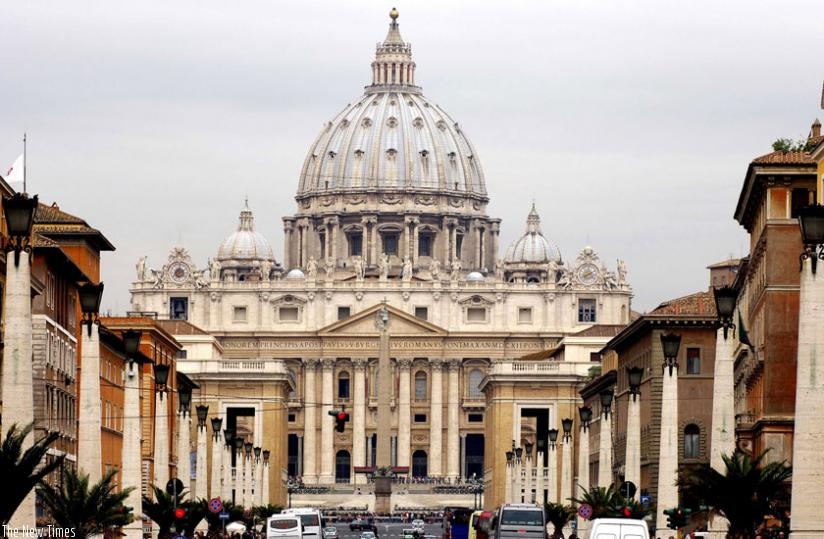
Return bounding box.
[709,328,735,538]
[211,425,224,499]
[241,453,250,508]
[303,358,319,483]
[223,441,233,502]
[429,359,443,477]
[319,358,335,484]
[262,460,270,505]
[154,391,169,489]
[535,451,544,504]
[397,358,412,469]
[626,394,641,500]
[576,419,591,539]
[121,362,143,539]
[597,412,612,487]
[196,419,209,501]
[254,456,263,506]
[353,359,367,483]
[561,433,573,507]
[78,323,103,483]
[548,445,558,503]
[656,345,680,537]
[446,359,461,479]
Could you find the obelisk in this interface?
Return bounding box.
[374,303,393,513]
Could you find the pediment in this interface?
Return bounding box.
[319,303,447,336]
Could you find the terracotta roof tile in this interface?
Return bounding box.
[571,324,627,337]
[32,233,60,248]
[751,150,814,165]
[651,291,716,317]
[155,319,211,336]
[34,203,87,224]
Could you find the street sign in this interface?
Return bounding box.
[640,495,652,507]
[208,498,224,514]
[174,535,186,539]
[166,478,185,496]
[619,480,637,499]
[218,512,230,521]
[577,503,593,520]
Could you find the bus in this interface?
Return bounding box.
[281,508,325,539]
[490,503,545,539]
[267,514,303,539]
[443,507,473,539]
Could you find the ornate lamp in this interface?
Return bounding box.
[178,385,192,414]
[799,203,824,273]
[3,192,38,266]
[196,405,209,428]
[505,450,514,465]
[514,446,523,463]
[154,363,170,392]
[524,441,533,460]
[223,429,233,447]
[122,329,142,376]
[561,418,573,442]
[244,441,253,458]
[627,366,644,401]
[661,333,682,375]
[713,285,738,340]
[211,417,223,440]
[233,436,244,455]
[578,406,593,431]
[600,388,614,417]
[254,446,262,462]
[548,428,559,449]
[262,449,270,465]
[78,282,104,337]
[536,438,546,453]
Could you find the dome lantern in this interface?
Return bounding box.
[504,204,562,264]
[217,201,275,265]
[368,8,419,92]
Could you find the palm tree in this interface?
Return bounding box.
[0,422,64,525]
[570,484,650,520]
[677,450,792,539]
[543,502,575,539]
[38,467,134,539]
[143,485,187,539]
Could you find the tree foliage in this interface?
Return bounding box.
[772,137,817,152]
[37,467,134,539]
[676,450,791,539]
[0,423,64,525]
[569,484,651,521]
[543,502,575,539]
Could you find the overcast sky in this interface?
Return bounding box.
[2,0,821,315]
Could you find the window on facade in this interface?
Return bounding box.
[233,306,247,323]
[518,307,533,324]
[578,299,596,323]
[684,424,700,458]
[338,371,350,400]
[338,306,351,320]
[792,188,812,218]
[418,234,433,257]
[177,350,187,360]
[468,413,484,422]
[590,352,601,362]
[348,233,363,257]
[415,371,427,400]
[468,368,484,399]
[455,233,464,259]
[383,233,399,255]
[415,306,428,320]
[686,348,701,375]
[170,297,188,320]
[466,307,487,322]
[414,414,427,423]
[319,233,326,259]
[288,413,296,422]
[279,306,299,321]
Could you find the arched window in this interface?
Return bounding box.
[335,450,351,483]
[415,371,427,400]
[468,368,484,399]
[412,450,428,478]
[338,371,350,400]
[684,424,700,458]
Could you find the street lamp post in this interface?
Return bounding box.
[576,406,593,538]
[121,329,144,539]
[560,418,573,509]
[625,366,644,501]
[656,333,681,537]
[709,285,738,538]
[177,384,193,491]
[791,204,824,537]
[77,281,104,483]
[597,388,614,488]
[153,362,171,488]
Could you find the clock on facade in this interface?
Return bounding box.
[576,263,599,285]
[169,262,191,284]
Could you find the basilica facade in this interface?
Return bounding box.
[131,10,632,507]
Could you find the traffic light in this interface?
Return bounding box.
[663,508,677,530]
[329,409,349,432]
[620,506,632,518]
[173,507,187,531]
[174,507,186,520]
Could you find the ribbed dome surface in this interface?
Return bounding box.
[505,204,561,263]
[217,203,275,263]
[297,92,486,196]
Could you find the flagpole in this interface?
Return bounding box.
[23,132,26,194]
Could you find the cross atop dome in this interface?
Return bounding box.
[368,8,420,93]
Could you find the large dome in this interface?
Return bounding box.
[217,202,275,263]
[296,11,486,197]
[505,204,562,264]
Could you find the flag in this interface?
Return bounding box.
[4,153,23,184]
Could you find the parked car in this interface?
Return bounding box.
[323,528,338,539]
[411,520,425,532]
[360,531,378,539]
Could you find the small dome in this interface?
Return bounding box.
[285,269,306,280]
[217,202,275,263]
[466,271,485,281]
[504,203,562,264]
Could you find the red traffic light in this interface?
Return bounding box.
[174,508,186,519]
[337,412,347,420]
[621,507,631,517]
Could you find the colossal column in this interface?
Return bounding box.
[429,359,444,477]
[397,359,412,469]
[303,359,319,483]
[353,358,368,483]
[446,359,461,479]
[319,358,336,484]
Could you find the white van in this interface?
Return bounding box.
[281,508,325,539]
[491,503,546,539]
[267,514,303,539]
[587,518,650,539]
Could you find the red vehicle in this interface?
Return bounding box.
[471,511,494,539]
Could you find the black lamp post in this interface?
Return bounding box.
[122,329,142,376]
[254,446,262,463]
[714,285,738,340]
[286,477,296,508]
[627,366,644,401]
[523,441,533,461]
[505,450,514,466]
[196,405,209,429]
[578,406,592,432]
[223,428,233,447]
[244,441,253,460]
[178,385,192,415]
[3,192,38,267]
[262,449,270,465]
[799,203,824,273]
[78,281,104,337]
[154,363,170,393]
[211,417,223,441]
[561,418,573,442]
[599,388,614,418]
[661,333,682,376]
[548,428,559,450]
[515,446,523,464]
